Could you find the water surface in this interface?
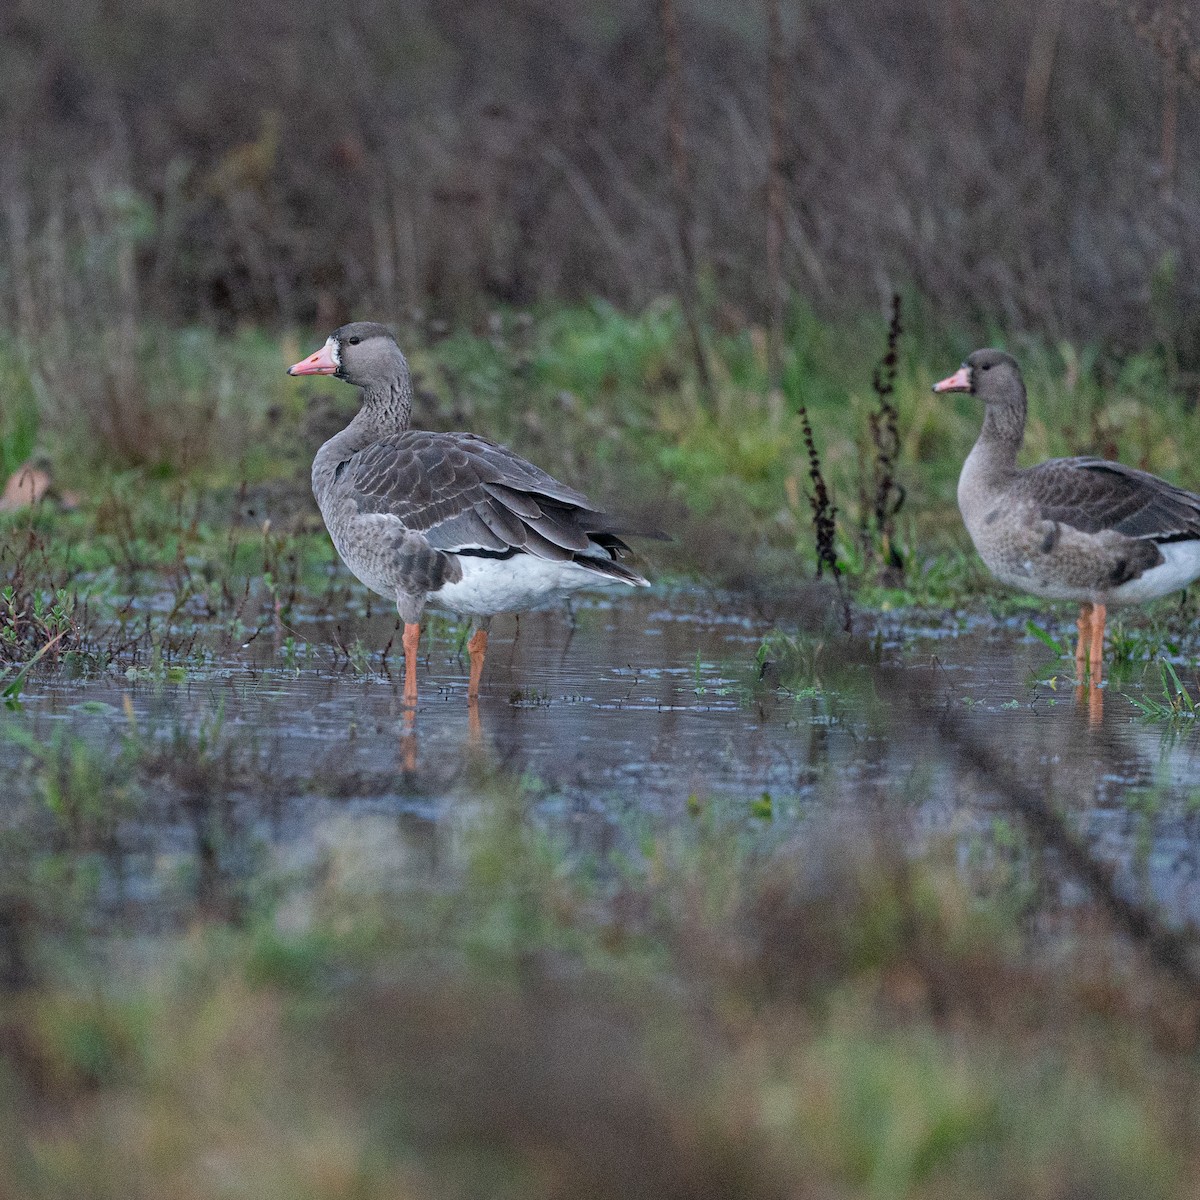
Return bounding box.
[8,590,1200,928]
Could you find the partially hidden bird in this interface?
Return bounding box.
[288,322,661,702]
[933,348,1200,679]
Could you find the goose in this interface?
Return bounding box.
[934,348,1200,678]
[288,322,659,702]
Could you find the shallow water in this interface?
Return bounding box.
[7,590,1200,928]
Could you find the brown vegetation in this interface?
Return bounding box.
[1,0,1199,354]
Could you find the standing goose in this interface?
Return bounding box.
[289,322,658,702]
[934,348,1200,678]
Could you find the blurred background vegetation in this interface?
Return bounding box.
[1,0,1198,345]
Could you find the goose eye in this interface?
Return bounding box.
[348,336,361,346]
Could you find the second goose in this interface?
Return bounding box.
[933,348,1200,677]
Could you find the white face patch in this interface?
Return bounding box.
[326,337,341,367]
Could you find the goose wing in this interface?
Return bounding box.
[336,431,636,562]
[1022,457,1200,542]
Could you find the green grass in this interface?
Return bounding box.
[1125,659,1200,722]
[4,300,1200,610]
[1,298,1200,692]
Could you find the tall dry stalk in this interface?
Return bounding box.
[1022,0,1067,134]
[765,0,786,417]
[1100,0,1198,194]
[7,0,1200,343]
[944,0,970,79]
[4,195,36,338]
[795,398,851,632]
[862,294,906,577]
[1160,0,1180,195]
[659,0,714,408]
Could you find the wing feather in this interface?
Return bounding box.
[424,509,507,553]
[481,482,543,520]
[475,496,529,546]
[520,525,575,562]
[1023,457,1200,542]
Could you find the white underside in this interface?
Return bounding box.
[1108,540,1200,604]
[330,507,649,616]
[432,551,646,618]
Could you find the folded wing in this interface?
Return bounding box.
[337,431,654,580]
[1024,457,1200,543]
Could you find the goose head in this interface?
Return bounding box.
[287,322,408,389]
[932,348,1025,409]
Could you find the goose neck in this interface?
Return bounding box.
[975,397,1025,474]
[358,377,413,437]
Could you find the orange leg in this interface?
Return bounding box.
[1073,602,1106,725]
[467,628,488,699]
[1088,602,1106,682]
[402,621,420,706]
[1075,602,1092,679]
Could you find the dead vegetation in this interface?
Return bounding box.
[1,1,1199,356]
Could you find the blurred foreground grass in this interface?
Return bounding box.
[1,753,1198,1200]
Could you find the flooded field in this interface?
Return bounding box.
[7,589,1200,932]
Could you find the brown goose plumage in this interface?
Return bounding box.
[289,321,660,702]
[934,348,1200,678]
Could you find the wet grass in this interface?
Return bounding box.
[1,679,1198,1196]
[1126,660,1200,723]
